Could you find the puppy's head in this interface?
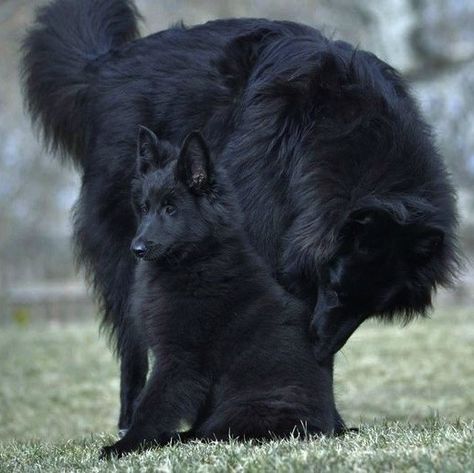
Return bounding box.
[130,127,218,262]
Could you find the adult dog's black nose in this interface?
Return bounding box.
[131,239,147,258]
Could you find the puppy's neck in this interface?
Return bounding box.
[149,228,262,286]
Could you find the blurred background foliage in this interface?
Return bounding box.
[0,0,473,320]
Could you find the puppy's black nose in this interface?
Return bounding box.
[131,240,147,258]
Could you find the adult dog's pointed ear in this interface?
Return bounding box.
[137,125,173,175]
[176,131,213,194]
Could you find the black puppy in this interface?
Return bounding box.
[100,127,341,458]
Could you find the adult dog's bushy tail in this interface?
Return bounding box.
[21,0,140,167]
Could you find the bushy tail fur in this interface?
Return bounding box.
[21,0,140,167]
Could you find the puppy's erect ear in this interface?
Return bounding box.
[137,125,158,175]
[176,131,213,194]
[137,125,173,175]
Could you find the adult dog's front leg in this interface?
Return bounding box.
[101,360,208,459]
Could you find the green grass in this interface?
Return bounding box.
[0,307,473,472]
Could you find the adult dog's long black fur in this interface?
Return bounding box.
[100,128,341,458]
[22,0,461,432]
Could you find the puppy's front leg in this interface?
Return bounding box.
[101,360,209,459]
[118,336,149,437]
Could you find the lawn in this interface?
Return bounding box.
[0,307,473,472]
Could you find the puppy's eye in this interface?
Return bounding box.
[141,203,149,215]
[164,205,176,216]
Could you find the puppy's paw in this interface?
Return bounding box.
[118,428,129,438]
[99,443,124,460]
[347,427,360,434]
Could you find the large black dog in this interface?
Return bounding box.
[22,0,460,432]
[100,128,340,458]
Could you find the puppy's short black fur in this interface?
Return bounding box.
[22,0,461,432]
[100,128,341,458]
